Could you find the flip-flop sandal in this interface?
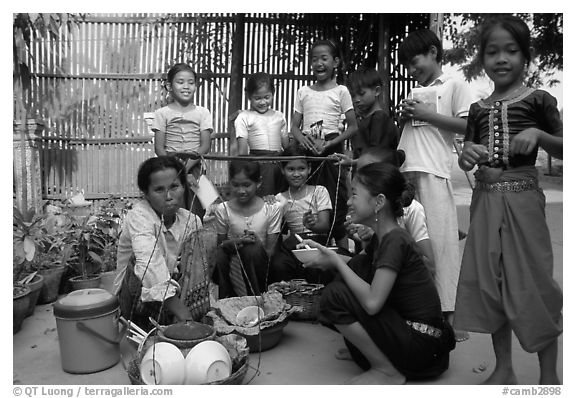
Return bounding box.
[335,347,353,361]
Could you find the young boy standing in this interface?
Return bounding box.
[347,66,399,160]
[397,29,473,340]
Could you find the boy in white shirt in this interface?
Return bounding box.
[397,29,473,341]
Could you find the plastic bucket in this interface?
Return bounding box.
[53,288,121,374]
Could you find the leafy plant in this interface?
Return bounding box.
[59,215,105,279]
[13,204,66,281]
[61,197,132,278]
[13,198,132,282]
[91,197,132,272]
[13,206,46,266]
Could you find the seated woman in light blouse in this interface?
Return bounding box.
[113,156,202,331]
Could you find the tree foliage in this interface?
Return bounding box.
[443,13,562,88]
[271,13,429,84]
[13,13,82,90]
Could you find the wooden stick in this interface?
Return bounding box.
[452,139,474,190]
[294,234,312,250]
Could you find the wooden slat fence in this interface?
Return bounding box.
[14,13,429,204]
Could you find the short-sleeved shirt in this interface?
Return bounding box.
[465,88,562,169]
[352,109,399,158]
[398,199,429,243]
[152,104,213,153]
[213,201,282,244]
[234,109,287,152]
[275,185,332,234]
[366,228,441,323]
[398,74,473,179]
[113,200,202,302]
[294,85,354,138]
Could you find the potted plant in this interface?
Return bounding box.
[33,251,68,304]
[88,197,132,292]
[13,206,46,314]
[14,204,69,306]
[60,214,105,291]
[60,197,130,291]
[13,284,31,334]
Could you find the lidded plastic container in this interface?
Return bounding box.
[53,288,120,373]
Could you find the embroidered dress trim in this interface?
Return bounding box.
[479,87,535,168]
[406,320,442,338]
[475,178,539,193]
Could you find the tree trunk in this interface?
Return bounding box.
[429,13,444,39]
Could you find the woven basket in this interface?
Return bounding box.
[127,357,249,385]
[268,280,324,321]
[126,332,249,385]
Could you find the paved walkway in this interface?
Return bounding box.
[12,155,564,385]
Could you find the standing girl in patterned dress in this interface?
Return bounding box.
[290,39,358,250]
[152,63,213,217]
[235,72,289,196]
[454,15,563,385]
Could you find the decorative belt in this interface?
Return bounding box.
[406,320,442,338]
[475,179,538,193]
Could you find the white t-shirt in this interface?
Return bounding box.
[234,109,287,152]
[398,199,429,243]
[294,85,353,138]
[398,74,472,179]
[275,185,332,234]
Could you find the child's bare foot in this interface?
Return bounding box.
[346,368,406,385]
[444,311,469,342]
[455,329,470,342]
[481,367,518,385]
[540,374,561,385]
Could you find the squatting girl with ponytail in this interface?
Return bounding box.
[298,162,455,384]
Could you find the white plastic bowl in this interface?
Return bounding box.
[140,342,186,385]
[291,247,338,263]
[184,340,232,384]
[236,305,265,327]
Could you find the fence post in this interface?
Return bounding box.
[227,13,245,156]
[377,14,391,116]
[13,118,45,213]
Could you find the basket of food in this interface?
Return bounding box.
[155,320,216,352]
[121,320,249,385]
[206,291,300,353]
[268,280,324,321]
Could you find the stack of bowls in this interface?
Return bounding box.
[139,340,232,385]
